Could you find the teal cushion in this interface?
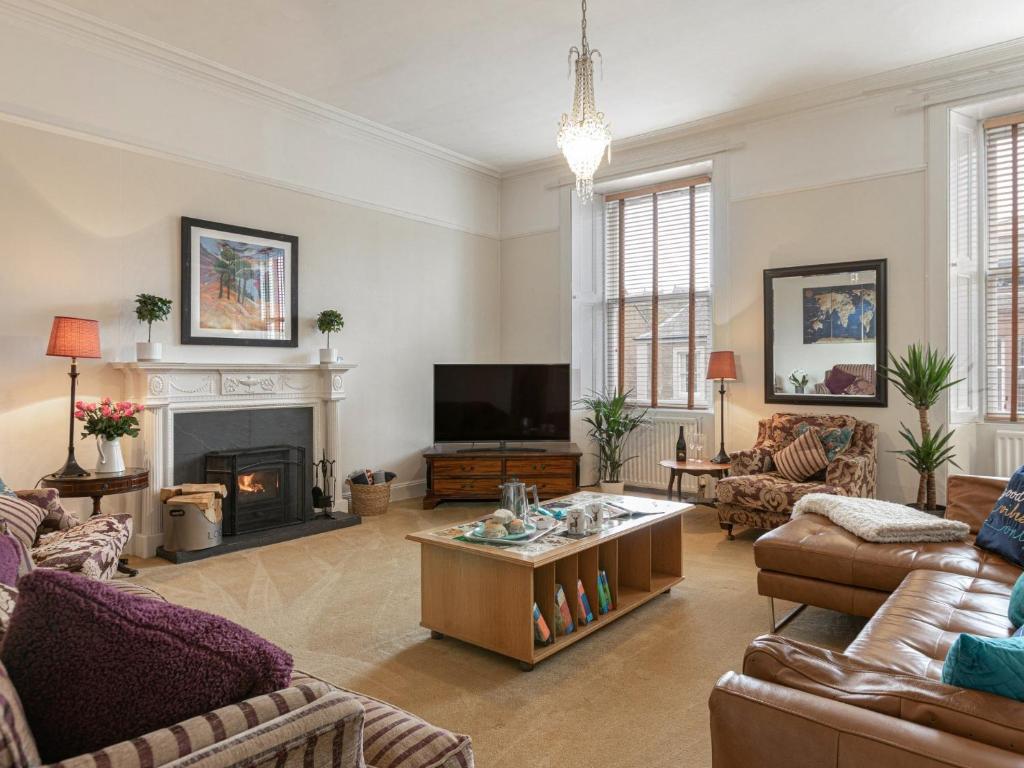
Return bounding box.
[942,633,1024,700]
[1011,572,1024,629]
[0,479,13,498]
[794,424,853,462]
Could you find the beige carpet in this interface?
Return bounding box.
[129,497,866,768]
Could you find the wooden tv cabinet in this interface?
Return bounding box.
[422,443,582,509]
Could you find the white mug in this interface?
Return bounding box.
[586,502,605,532]
[567,507,594,535]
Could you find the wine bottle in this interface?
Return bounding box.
[675,426,687,462]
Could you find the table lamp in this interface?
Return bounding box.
[46,316,101,477]
[706,350,737,465]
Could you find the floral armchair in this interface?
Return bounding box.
[715,413,877,538]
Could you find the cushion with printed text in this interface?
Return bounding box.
[975,467,1024,567]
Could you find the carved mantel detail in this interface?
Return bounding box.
[113,361,358,557]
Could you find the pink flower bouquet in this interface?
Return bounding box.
[75,397,144,441]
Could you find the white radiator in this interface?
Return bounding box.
[622,414,707,492]
[996,430,1024,476]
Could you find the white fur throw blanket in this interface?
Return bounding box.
[792,493,970,543]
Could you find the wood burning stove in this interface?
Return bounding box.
[205,445,306,535]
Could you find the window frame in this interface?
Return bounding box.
[604,174,712,410]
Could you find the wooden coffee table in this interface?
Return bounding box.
[406,494,689,669]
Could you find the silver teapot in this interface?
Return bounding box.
[498,478,539,522]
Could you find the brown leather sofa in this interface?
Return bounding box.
[709,474,1024,768]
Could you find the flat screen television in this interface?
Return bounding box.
[433,364,571,443]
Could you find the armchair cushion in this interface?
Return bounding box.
[727,447,774,476]
[773,429,829,482]
[357,690,475,768]
[717,473,846,514]
[795,423,853,462]
[16,488,80,534]
[32,512,132,580]
[0,495,45,552]
[2,569,294,762]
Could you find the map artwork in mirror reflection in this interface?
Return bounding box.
[802,284,876,344]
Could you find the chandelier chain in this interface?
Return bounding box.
[580,0,588,53]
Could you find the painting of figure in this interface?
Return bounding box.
[181,218,298,347]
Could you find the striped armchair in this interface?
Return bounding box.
[3,581,474,768]
[0,496,475,768]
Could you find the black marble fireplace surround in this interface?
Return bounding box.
[160,407,358,563]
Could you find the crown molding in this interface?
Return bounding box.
[502,36,1024,179]
[0,0,502,180]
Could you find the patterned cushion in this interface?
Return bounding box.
[0,659,38,768]
[795,423,853,462]
[0,532,32,587]
[0,477,13,498]
[0,495,46,551]
[0,584,16,645]
[358,691,474,768]
[773,429,829,482]
[54,680,339,768]
[716,474,845,513]
[15,488,80,533]
[32,513,132,580]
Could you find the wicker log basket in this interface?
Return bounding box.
[346,478,393,516]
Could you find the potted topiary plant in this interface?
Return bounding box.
[134,293,173,361]
[881,343,963,511]
[576,390,650,494]
[315,309,345,363]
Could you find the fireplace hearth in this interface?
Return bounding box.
[205,445,305,535]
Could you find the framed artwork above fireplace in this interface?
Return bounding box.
[180,216,299,347]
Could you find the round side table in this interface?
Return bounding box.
[659,459,729,506]
[40,468,149,576]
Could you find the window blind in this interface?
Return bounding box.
[984,114,1024,419]
[604,176,712,408]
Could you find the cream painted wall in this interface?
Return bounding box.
[499,91,937,502]
[498,231,563,363]
[728,172,925,500]
[0,121,500,519]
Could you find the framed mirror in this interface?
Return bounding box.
[764,259,887,407]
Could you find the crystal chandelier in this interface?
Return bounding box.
[557,0,611,203]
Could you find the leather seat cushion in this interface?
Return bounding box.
[844,570,1015,680]
[716,474,844,514]
[754,514,1021,592]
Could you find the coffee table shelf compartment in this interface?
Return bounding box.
[408,498,688,668]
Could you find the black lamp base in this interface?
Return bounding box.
[711,448,730,465]
[54,450,90,478]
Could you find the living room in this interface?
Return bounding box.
[3,2,1024,766]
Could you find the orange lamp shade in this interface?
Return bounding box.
[706,350,737,381]
[46,316,101,359]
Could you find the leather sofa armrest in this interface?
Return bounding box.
[741,634,1024,758]
[727,447,773,476]
[947,474,1008,534]
[709,672,1023,768]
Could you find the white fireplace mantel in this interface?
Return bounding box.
[115,361,357,557]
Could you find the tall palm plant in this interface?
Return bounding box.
[576,390,650,483]
[881,344,963,509]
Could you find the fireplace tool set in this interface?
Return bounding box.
[312,451,339,518]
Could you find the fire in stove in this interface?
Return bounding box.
[237,473,265,494]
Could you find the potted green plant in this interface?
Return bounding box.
[315,309,345,363]
[134,294,173,361]
[881,344,963,511]
[576,390,650,494]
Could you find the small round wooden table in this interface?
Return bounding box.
[659,459,730,505]
[40,468,149,576]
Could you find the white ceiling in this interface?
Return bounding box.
[59,0,1024,170]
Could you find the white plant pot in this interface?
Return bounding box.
[599,481,625,495]
[319,348,338,364]
[136,341,162,361]
[96,437,126,474]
